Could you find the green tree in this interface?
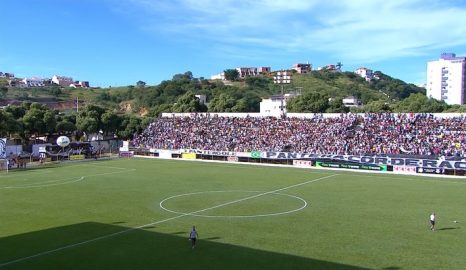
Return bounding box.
[172,71,194,81]
[0,110,17,136]
[4,105,26,119]
[43,110,57,134]
[56,120,76,134]
[224,69,240,81]
[101,112,123,135]
[242,92,262,112]
[76,105,106,133]
[183,71,194,80]
[362,100,393,112]
[287,92,329,113]
[231,98,249,112]
[372,71,425,100]
[444,104,466,113]
[326,98,349,113]
[22,103,47,135]
[208,93,236,112]
[150,104,173,117]
[172,91,207,112]
[64,113,77,125]
[393,93,448,112]
[245,76,271,89]
[117,115,142,139]
[76,116,99,134]
[136,81,146,88]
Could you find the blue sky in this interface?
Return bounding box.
[1,0,466,87]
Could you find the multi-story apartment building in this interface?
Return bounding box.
[292,63,312,74]
[211,66,271,80]
[257,67,271,74]
[236,67,258,78]
[260,92,300,116]
[427,53,466,105]
[354,67,374,81]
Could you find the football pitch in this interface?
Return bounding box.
[0,158,465,270]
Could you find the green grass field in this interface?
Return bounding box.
[0,158,465,270]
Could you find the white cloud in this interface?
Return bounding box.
[117,0,466,62]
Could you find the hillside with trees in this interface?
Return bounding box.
[0,70,436,116]
[2,69,466,141]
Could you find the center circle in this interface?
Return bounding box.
[159,190,308,218]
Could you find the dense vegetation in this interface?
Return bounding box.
[0,102,147,142]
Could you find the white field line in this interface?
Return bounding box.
[0,169,136,190]
[79,164,131,170]
[0,170,52,179]
[159,190,308,218]
[161,174,336,218]
[0,174,338,268]
[1,177,85,189]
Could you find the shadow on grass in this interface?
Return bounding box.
[0,222,375,270]
[171,231,187,235]
[111,221,126,225]
[437,227,460,231]
[204,236,221,241]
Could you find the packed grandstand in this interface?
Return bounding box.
[131,113,466,159]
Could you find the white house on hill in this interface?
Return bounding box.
[260,93,300,116]
[52,75,74,87]
[354,67,374,81]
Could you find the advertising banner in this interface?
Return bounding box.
[316,161,388,171]
[416,167,445,175]
[250,151,261,159]
[183,149,236,157]
[69,155,85,161]
[181,153,196,159]
[148,149,466,171]
[264,152,465,170]
[0,138,5,159]
[293,160,313,167]
[394,166,416,174]
[119,151,134,158]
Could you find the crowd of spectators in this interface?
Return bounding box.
[132,113,466,158]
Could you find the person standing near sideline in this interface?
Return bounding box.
[430,212,436,231]
[189,226,199,249]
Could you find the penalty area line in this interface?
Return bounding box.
[0,174,337,268]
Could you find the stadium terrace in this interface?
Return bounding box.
[132,113,466,159]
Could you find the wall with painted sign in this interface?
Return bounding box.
[139,148,466,177]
